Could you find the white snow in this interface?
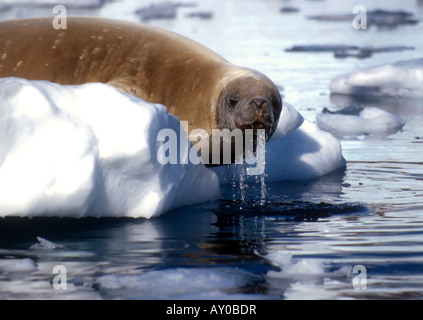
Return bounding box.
[317,107,405,137]
[268,101,304,142]
[0,77,220,218]
[330,58,423,98]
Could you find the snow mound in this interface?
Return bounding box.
[0,77,220,218]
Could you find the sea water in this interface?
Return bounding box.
[0,0,423,300]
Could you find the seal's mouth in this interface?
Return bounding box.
[231,95,278,141]
[236,119,275,140]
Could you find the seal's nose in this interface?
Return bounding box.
[251,97,268,109]
[249,97,274,122]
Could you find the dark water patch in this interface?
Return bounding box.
[307,9,419,28]
[213,199,368,222]
[200,199,369,261]
[323,103,364,116]
[0,217,140,245]
[286,45,360,52]
[286,44,414,60]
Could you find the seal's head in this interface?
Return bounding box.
[216,70,282,141]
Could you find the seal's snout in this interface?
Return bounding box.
[234,96,276,137]
[250,97,270,110]
[249,97,274,122]
[217,73,282,148]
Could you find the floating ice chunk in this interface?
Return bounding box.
[330,58,423,98]
[258,251,325,278]
[257,250,352,300]
[283,282,338,300]
[30,237,64,250]
[259,250,351,280]
[0,258,37,273]
[280,259,326,276]
[96,267,253,299]
[317,106,405,137]
[265,119,345,181]
[0,77,220,218]
[259,251,293,266]
[263,254,352,300]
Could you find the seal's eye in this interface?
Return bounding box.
[227,93,240,109]
[229,98,239,108]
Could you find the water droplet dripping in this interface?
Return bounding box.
[238,164,246,204]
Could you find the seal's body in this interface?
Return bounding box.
[0,17,282,163]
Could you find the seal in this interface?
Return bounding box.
[0,17,282,164]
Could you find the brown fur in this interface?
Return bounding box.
[0,17,282,162]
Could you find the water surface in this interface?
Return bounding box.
[1,0,423,299]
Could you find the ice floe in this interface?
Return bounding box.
[330,58,423,98]
[317,104,405,137]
